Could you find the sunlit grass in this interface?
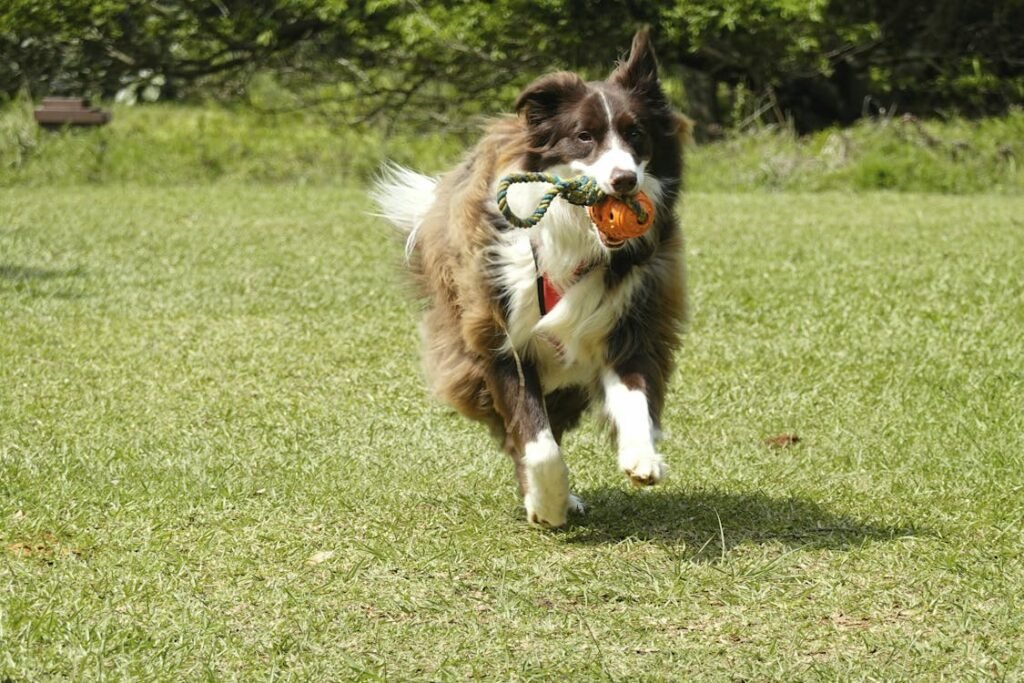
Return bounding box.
[2,186,1022,679]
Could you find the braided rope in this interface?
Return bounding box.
[496,172,648,228]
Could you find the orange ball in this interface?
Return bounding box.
[587,192,655,241]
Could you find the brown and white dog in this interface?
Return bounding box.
[374,28,689,527]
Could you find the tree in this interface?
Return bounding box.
[2,0,1021,131]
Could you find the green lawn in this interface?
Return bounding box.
[2,186,1022,680]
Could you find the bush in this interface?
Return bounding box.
[0,101,466,187]
[3,101,1021,194]
[686,109,1024,193]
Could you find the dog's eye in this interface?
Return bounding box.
[577,131,594,143]
[627,127,645,143]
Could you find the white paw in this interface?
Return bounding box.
[525,487,569,528]
[526,491,585,528]
[619,450,667,487]
[523,430,570,528]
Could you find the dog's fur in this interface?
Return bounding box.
[374,29,689,527]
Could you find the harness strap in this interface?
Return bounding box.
[530,240,597,316]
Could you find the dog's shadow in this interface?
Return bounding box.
[0,264,85,281]
[1,263,87,299]
[563,486,922,561]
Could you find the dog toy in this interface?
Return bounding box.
[496,172,654,240]
[586,191,655,241]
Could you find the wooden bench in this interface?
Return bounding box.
[34,97,112,128]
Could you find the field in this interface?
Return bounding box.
[2,184,1023,680]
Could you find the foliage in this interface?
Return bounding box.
[0,0,380,101]
[2,1,1022,130]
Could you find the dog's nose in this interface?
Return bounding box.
[610,168,638,194]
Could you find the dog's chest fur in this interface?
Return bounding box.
[490,181,646,392]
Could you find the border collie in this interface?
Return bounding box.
[374,28,690,527]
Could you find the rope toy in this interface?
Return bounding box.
[496,172,654,241]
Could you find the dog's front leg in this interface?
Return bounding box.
[602,369,667,486]
[488,356,581,527]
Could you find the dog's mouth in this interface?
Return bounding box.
[596,229,626,250]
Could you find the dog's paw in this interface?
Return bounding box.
[526,491,585,528]
[522,430,571,528]
[525,489,569,528]
[619,450,667,487]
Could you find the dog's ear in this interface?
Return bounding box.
[515,72,587,128]
[613,27,685,138]
[611,27,659,93]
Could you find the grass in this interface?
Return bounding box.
[2,184,1023,681]
[688,111,1024,194]
[2,99,1023,193]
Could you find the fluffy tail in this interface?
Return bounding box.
[371,162,438,261]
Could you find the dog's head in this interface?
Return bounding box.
[514,28,688,209]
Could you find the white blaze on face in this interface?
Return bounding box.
[570,90,645,195]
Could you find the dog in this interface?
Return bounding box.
[374,28,689,527]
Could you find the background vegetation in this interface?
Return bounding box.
[2,99,1022,193]
[3,1,1023,133]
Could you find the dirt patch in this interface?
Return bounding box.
[5,532,81,561]
[763,434,801,448]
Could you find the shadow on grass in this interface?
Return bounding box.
[0,264,85,281]
[0,263,87,299]
[564,486,923,560]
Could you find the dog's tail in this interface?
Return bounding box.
[371,162,438,262]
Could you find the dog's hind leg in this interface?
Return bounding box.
[546,386,590,446]
[487,355,580,527]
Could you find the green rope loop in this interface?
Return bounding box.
[496,172,650,229]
